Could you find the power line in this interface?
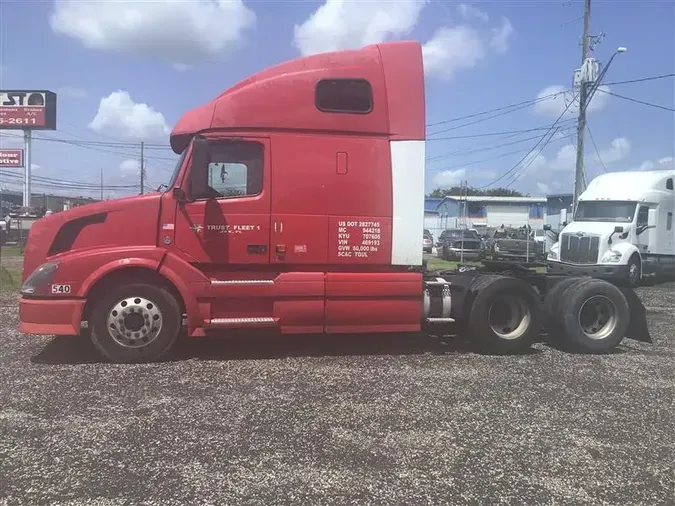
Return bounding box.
[603,73,675,86]
[504,128,562,189]
[427,96,566,136]
[426,123,576,141]
[475,88,581,189]
[427,131,574,174]
[586,124,607,172]
[596,88,675,112]
[426,129,574,163]
[426,90,565,128]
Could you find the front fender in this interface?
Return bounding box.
[606,242,640,263]
[78,254,165,297]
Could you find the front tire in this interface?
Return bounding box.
[626,254,641,288]
[90,283,182,363]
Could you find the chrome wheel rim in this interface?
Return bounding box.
[106,296,163,348]
[628,262,639,284]
[487,295,532,340]
[578,295,618,340]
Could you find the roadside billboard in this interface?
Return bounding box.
[0,90,57,130]
[0,149,24,167]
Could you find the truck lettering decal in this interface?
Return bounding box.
[205,224,262,234]
[336,220,382,258]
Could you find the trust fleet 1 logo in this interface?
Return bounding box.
[190,224,204,234]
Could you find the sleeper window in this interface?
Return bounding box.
[315,79,373,114]
[667,212,673,231]
[637,206,649,228]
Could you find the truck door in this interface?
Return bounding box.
[173,137,271,265]
[635,205,652,255]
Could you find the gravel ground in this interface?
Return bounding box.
[1,283,674,506]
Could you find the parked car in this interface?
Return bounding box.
[437,228,484,261]
[484,227,546,263]
[423,229,433,253]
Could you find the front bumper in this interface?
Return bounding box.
[445,248,483,259]
[19,297,85,335]
[547,261,628,280]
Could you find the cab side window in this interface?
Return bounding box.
[637,206,649,228]
[207,141,263,199]
[667,212,673,231]
[667,178,673,190]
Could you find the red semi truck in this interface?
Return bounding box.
[18,41,650,363]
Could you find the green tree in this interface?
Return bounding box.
[427,186,526,198]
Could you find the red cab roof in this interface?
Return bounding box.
[170,40,425,154]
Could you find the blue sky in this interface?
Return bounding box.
[0,0,673,201]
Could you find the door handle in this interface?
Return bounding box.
[274,222,277,233]
[273,221,283,233]
[279,222,283,233]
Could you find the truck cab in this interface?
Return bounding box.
[547,170,675,286]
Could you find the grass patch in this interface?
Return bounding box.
[0,245,23,258]
[426,256,481,271]
[0,266,21,294]
[426,254,547,274]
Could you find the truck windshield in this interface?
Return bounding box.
[574,200,637,222]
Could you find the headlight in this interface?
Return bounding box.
[547,251,558,260]
[601,252,622,263]
[494,244,500,252]
[21,262,59,295]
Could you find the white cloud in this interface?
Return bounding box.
[50,0,256,67]
[89,91,170,140]
[0,130,24,149]
[524,137,631,175]
[119,158,140,178]
[457,3,489,22]
[433,168,467,188]
[591,137,631,166]
[422,26,486,80]
[58,86,88,98]
[536,182,551,194]
[534,84,610,118]
[293,0,426,57]
[432,167,496,188]
[639,156,674,171]
[293,1,513,81]
[489,18,513,53]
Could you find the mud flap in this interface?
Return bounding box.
[619,287,652,343]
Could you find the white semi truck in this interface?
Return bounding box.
[547,170,675,287]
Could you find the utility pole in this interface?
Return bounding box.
[140,142,145,195]
[573,0,592,215]
[100,168,104,201]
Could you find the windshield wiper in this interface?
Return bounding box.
[156,183,168,192]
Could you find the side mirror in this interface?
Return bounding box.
[614,226,624,233]
[543,224,551,231]
[186,136,211,200]
[172,187,187,203]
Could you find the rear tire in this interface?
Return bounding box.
[555,278,630,353]
[90,283,182,363]
[543,276,584,342]
[467,275,543,353]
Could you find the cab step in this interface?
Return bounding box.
[205,317,278,328]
